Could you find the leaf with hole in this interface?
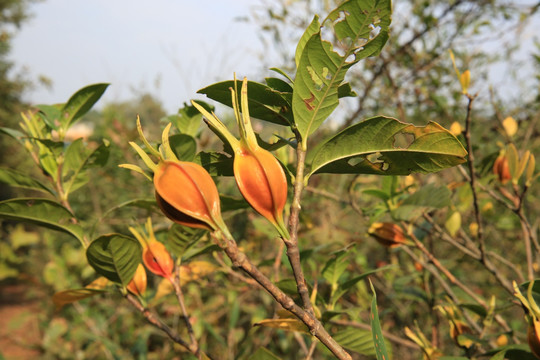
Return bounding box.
[292,0,391,143]
[307,116,467,180]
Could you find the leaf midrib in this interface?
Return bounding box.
[302,3,381,139]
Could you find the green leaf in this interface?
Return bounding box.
[166,101,210,137]
[392,184,452,221]
[0,167,55,194]
[63,140,110,196]
[61,83,109,128]
[86,234,142,286]
[370,283,390,360]
[198,80,291,126]
[35,104,62,130]
[333,327,378,356]
[295,15,321,67]
[194,151,233,176]
[0,198,84,245]
[0,127,25,145]
[307,117,467,180]
[265,77,293,94]
[220,195,250,212]
[168,134,197,161]
[167,224,207,258]
[322,250,350,289]
[276,278,301,297]
[248,347,283,360]
[331,265,395,306]
[100,199,158,223]
[292,0,391,144]
[482,344,537,360]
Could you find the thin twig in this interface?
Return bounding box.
[173,265,201,358]
[212,231,353,360]
[404,229,512,333]
[124,293,192,352]
[401,246,483,334]
[463,93,486,254]
[284,142,316,316]
[305,338,319,360]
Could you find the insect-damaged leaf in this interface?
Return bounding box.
[306,116,467,181]
[292,0,392,144]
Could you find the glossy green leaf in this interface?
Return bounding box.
[86,234,142,286]
[63,139,110,196]
[307,117,467,180]
[220,195,250,212]
[370,283,390,360]
[35,104,62,130]
[31,138,62,180]
[100,199,158,220]
[248,347,282,360]
[331,265,395,307]
[292,0,391,144]
[168,134,197,161]
[194,151,233,176]
[61,83,109,128]
[392,184,452,221]
[265,77,293,94]
[482,344,537,360]
[167,223,207,258]
[198,80,291,126]
[295,15,321,67]
[0,127,25,145]
[165,101,210,137]
[322,250,349,289]
[333,327,378,356]
[0,167,55,194]
[0,198,84,245]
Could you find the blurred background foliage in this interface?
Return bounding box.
[1,0,540,359]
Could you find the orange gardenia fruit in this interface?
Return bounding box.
[153,160,223,231]
[142,239,174,280]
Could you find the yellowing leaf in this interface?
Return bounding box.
[52,276,110,310]
[445,211,461,237]
[180,260,217,285]
[254,318,308,333]
[460,70,470,94]
[152,278,174,303]
[86,276,109,290]
[52,288,106,311]
[502,116,518,137]
[469,222,479,237]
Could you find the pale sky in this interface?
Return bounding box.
[10,1,540,117]
[10,0,271,113]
